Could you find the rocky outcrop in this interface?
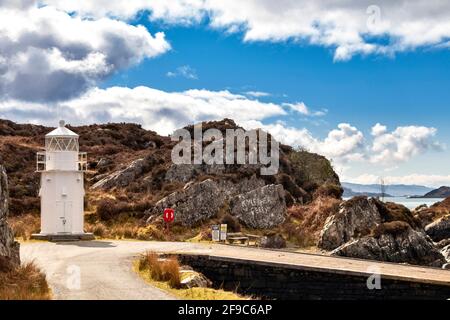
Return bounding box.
[92,158,146,190]
[425,215,450,242]
[230,184,286,229]
[441,244,450,262]
[165,164,226,183]
[151,179,225,226]
[318,197,381,250]
[421,186,450,198]
[332,226,446,267]
[0,165,20,270]
[318,196,447,267]
[179,270,212,289]
[165,164,199,183]
[146,176,284,228]
[261,233,287,249]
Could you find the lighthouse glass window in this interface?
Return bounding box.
[45,137,79,152]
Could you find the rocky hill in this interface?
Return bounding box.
[0,118,341,224]
[343,186,393,198]
[2,118,449,268]
[421,186,450,198]
[342,182,434,197]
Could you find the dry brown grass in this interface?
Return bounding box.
[138,252,181,289]
[374,200,421,229]
[8,213,40,240]
[371,221,410,238]
[415,197,450,226]
[0,262,51,300]
[284,196,341,247]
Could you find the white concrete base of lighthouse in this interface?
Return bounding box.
[31,232,95,242]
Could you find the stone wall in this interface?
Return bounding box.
[177,254,450,300]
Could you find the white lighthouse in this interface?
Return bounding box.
[32,120,94,241]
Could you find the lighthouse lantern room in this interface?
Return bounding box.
[32,120,94,241]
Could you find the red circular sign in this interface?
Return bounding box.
[163,208,175,223]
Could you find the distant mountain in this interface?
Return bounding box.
[343,187,393,198]
[342,182,434,198]
[418,186,450,198]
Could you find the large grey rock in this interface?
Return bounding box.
[151,179,226,226]
[332,227,446,267]
[0,165,20,270]
[165,164,227,183]
[97,158,112,168]
[92,158,146,190]
[441,244,450,262]
[261,233,287,249]
[179,271,212,289]
[165,164,199,183]
[319,197,381,250]
[425,215,450,242]
[216,175,265,198]
[230,184,286,229]
[147,176,266,227]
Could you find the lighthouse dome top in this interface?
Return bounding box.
[46,120,79,138]
[45,120,79,152]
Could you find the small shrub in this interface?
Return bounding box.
[0,262,51,300]
[111,223,139,239]
[9,214,40,240]
[90,223,106,237]
[162,182,184,193]
[284,191,295,207]
[221,214,241,232]
[96,199,128,221]
[314,183,343,199]
[373,199,420,229]
[138,252,181,289]
[372,221,410,238]
[163,258,181,289]
[284,197,341,246]
[283,222,316,247]
[277,174,306,199]
[136,225,166,241]
[96,199,116,220]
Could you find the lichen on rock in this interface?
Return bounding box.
[0,165,20,270]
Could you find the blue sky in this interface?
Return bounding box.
[1,1,450,186]
[103,16,450,186]
[108,19,450,135]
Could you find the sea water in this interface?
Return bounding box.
[343,197,442,210]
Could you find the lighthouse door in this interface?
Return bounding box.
[56,201,73,233]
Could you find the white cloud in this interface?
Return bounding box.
[283,102,327,117]
[0,86,286,135]
[0,83,443,174]
[166,65,198,79]
[242,120,443,169]
[370,125,443,164]
[240,121,365,163]
[347,173,450,188]
[244,91,271,98]
[0,4,170,102]
[371,123,387,136]
[42,0,450,60]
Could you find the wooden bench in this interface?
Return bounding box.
[226,236,249,246]
[226,233,249,246]
[246,234,262,247]
[226,233,262,247]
